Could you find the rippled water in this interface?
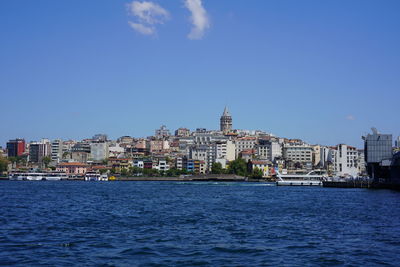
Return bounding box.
[1,181,400,266]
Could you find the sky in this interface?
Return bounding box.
[1,0,399,148]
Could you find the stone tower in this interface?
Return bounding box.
[220,107,232,133]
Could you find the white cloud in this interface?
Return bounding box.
[127,1,170,35]
[128,21,155,35]
[184,0,210,40]
[346,115,356,121]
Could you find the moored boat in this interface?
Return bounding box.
[85,171,108,181]
[276,170,326,186]
[9,172,68,181]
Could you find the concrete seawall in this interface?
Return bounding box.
[323,180,372,188]
[116,174,246,182]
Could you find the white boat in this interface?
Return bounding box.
[276,170,326,186]
[9,172,68,181]
[85,171,108,181]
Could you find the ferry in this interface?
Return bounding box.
[9,172,68,181]
[276,170,327,186]
[85,171,108,181]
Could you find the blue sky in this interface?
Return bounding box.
[1,0,399,148]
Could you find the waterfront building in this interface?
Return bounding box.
[6,139,25,157]
[190,144,216,171]
[334,144,359,178]
[90,141,109,161]
[395,136,400,148]
[283,143,313,169]
[143,159,153,169]
[155,159,170,172]
[175,128,190,137]
[56,162,88,176]
[256,139,282,161]
[194,160,206,174]
[51,139,63,163]
[133,160,144,169]
[220,107,233,134]
[175,157,183,170]
[183,157,195,172]
[235,137,257,157]
[239,149,256,162]
[326,148,337,176]
[108,157,133,172]
[362,128,393,179]
[317,146,332,169]
[312,145,321,167]
[215,140,236,162]
[70,151,89,163]
[177,137,195,155]
[0,147,6,158]
[248,160,271,177]
[29,139,51,163]
[363,128,393,164]
[190,145,208,165]
[72,142,91,153]
[108,143,125,158]
[358,149,367,176]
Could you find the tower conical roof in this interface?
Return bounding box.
[222,106,231,117]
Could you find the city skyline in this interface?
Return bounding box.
[1,0,400,147]
[1,106,399,149]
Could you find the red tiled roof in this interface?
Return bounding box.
[251,160,270,165]
[58,162,87,167]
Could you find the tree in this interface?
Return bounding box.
[250,167,264,179]
[121,168,128,177]
[211,162,223,174]
[228,158,248,177]
[131,167,143,176]
[0,157,9,174]
[42,156,51,168]
[99,169,108,175]
[8,156,20,168]
[143,168,159,177]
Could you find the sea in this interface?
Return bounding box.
[1,181,400,266]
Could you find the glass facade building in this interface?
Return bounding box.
[363,128,392,164]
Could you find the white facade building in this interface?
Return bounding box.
[109,143,125,158]
[283,144,313,164]
[133,160,144,168]
[256,140,282,161]
[235,137,257,157]
[190,145,216,171]
[51,139,63,163]
[251,160,271,177]
[215,140,236,162]
[90,141,109,161]
[155,160,170,171]
[334,144,359,177]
